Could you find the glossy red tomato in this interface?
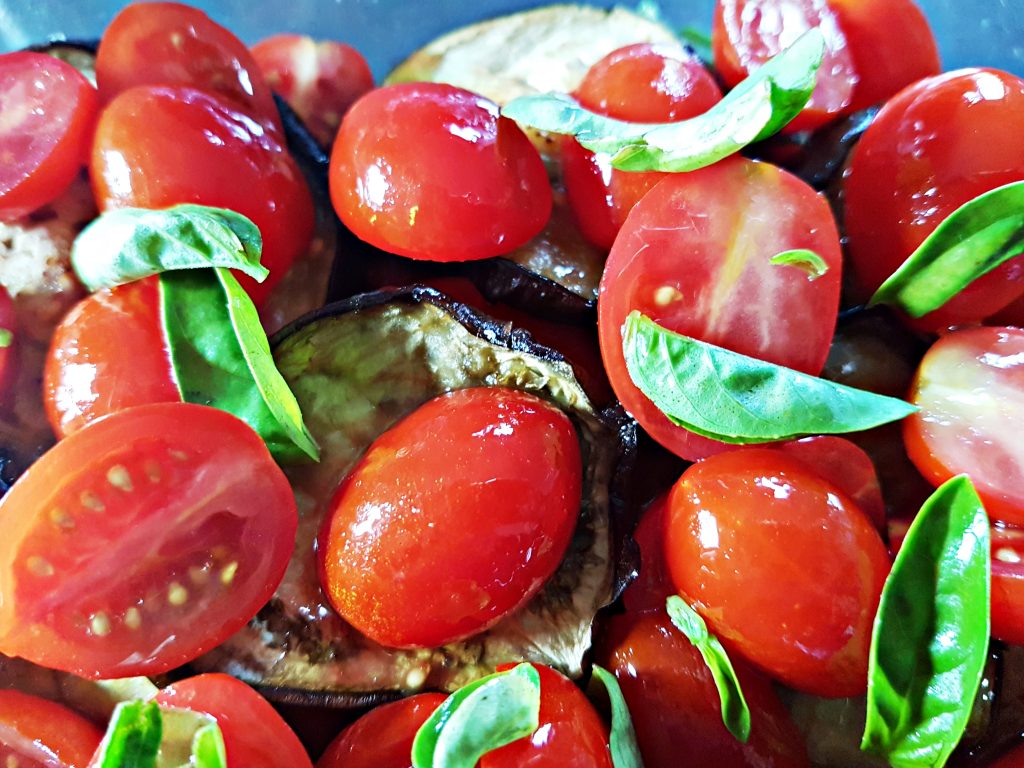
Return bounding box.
[155,674,311,768]
[44,278,179,437]
[904,326,1024,526]
[844,69,1024,331]
[0,689,103,768]
[562,43,722,249]
[251,34,374,147]
[91,85,314,305]
[987,524,1024,647]
[666,449,891,696]
[0,285,17,404]
[0,403,296,678]
[319,387,580,648]
[597,157,842,461]
[329,83,551,261]
[0,52,98,221]
[990,293,1024,328]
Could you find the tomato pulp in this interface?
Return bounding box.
[0,689,103,768]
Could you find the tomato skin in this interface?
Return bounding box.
[0,403,297,678]
[329,83,551,262]
[987,524,1024,646]
[597,157,842,461]
[992,743,1024,768]
[0,52,98,221]
[666,449,890,696]
[0,689,103,768]
[316,694,445,768]
[91,85,314,305]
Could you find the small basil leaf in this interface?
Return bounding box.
[622,312,917,443]
[501,29,822,173]
[667,596,751,743]
[94,701,162,768]
[160,268,319,463]
[861,475,991,767]
[679,26,713,64]
[870,181,1024,317]
[72,204,268,291]
[591,665,644,768]
[192,723,228,768]
[412,663,542,768]
[769,249,829,280]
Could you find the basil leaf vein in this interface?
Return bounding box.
[95,701,163,768]
[769,248,829,280]
[591,664,644,768]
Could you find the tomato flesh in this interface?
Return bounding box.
[0,689,103,768]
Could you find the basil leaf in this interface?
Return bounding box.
[94,701,162,768]
[412,663,542,768]
[0,329,11,348]
[861,475,991,768]
[72,204,268,292]
[870,181,1024,317]
[591,665,644,768]
[622,312,917,443]
[667,596,751,743]
[770,249,829,280]
[160,268,319,463]
[192,724,228,768]
[501,29,822,173]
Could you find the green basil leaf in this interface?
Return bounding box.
[72,204,268,292]
[501,29,822,173]
[412,663,542,768]
[769,249,829,280]
[667,596,751,743]
[622,311,917,443]
[870,181,1024,317]
[192,723,228,768]
[861,475,991,768]
[94,701,162,768]
[160,268,319,463]
[0,329,11,348]
[591,665,644,768]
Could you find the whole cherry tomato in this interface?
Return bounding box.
[316,694,446,768]
[0,689,103,768]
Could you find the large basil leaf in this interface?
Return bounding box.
[861,476,991,767]
[870,181,1024,317]
[160,268,319,463]
[622,312,917,443]
[72,205,267,292]
[412,663,542,768]
[591,664,644,768]
[501,29,822,173]
[94,701,162,768]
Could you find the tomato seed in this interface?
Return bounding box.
[653,285,683,307]
[106,465,134,492]
[25,556,54,577]
[220,561,238,585]
[188,564,211,585]
[167,582,189,606]
[48,507,74,530]
[79,491,105,512]
[89,612,111,637]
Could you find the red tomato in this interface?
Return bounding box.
[0,285,17,403]
[44,278,179,437]
[251,34,374,147]
[598,612,810,768]
[562,43,722,249]
[666,449,890,696]
[597,157,842,461]
[904,326,1024,526]
[95,2,281,130]
[844,69,1024,331]
[91,85,314,305]
[329,83,551,262]
[319,387,580,648]
[0,689,103,768]
[154,674,312,768]
[988,524,1024,646]
[992,743,1024,768]
[990,293,1024,328]
[0,52,98,221]
[0,403,296,678]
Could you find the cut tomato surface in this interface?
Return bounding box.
[0,689,103,768]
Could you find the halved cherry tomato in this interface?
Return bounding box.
[251,34,374,147]
[904,326,1024,526]
[329,83,551,262]
[597,157,842,461]
[0,285,17,404]
[0,52,98,221]
[154,674,312,768]
[988,524,1024,647]
[0,689,103,768]
[319,387,580,648]
[666,449,890,696]
[91,85,314,305]
[0,403,296,678]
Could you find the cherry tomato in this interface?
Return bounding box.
[319,387,580,648]
[666,449,890,696]
[329,83,551,262]
[990,293,1024,328]
[0,689,103,768]
[844,69,1024,331]
[154,674,312,768]
[251,34,374,147]
[0,52,98,221]
[44,278,179,438]
[988,524,1024,647]
[904,326,1024,526]
[561,43,722,249]
[91,85,314,305]
[597,157,842,461]
[623,494,674,615]
[0,285,17,403]
[0,403,297,678]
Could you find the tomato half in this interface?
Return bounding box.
[0,52,98,221]
[0,403,297,678]
[319,387,581,648]
[0,689,103,768]
[597,157,842,461]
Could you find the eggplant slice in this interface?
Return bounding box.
[192,287,635,704]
